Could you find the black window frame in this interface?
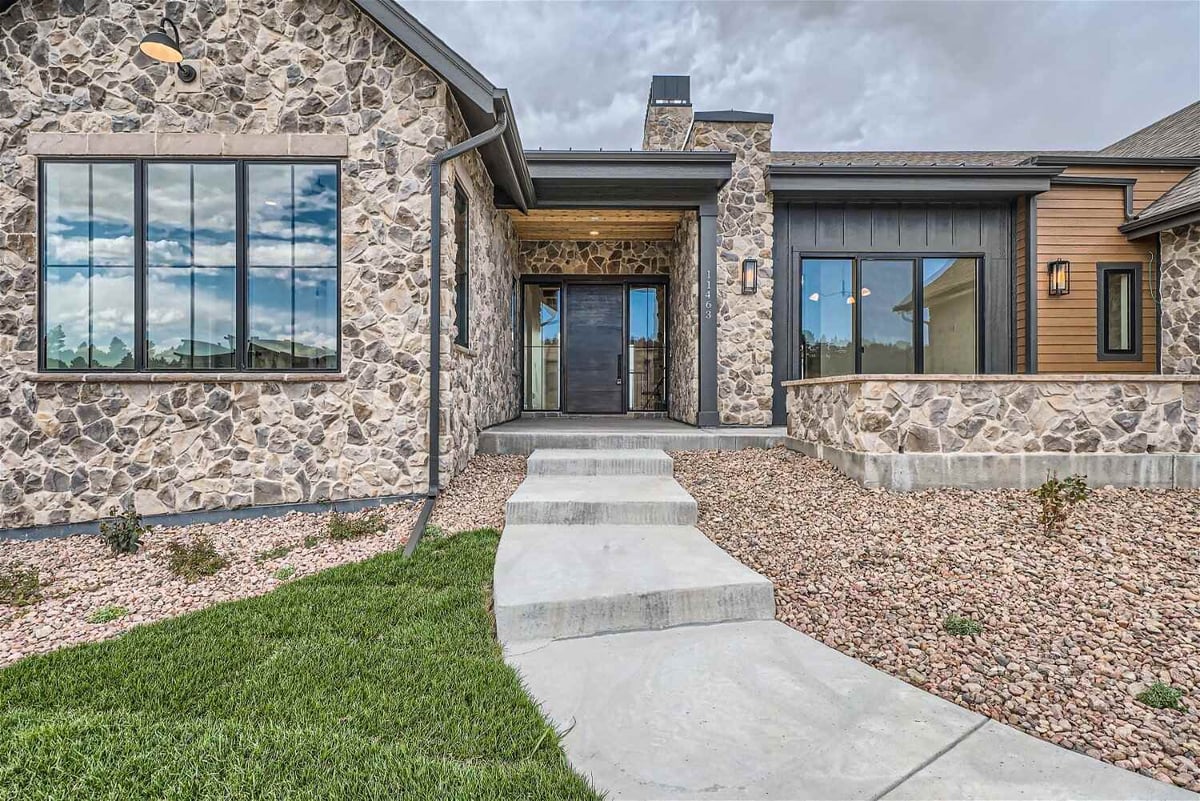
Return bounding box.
[453,181,470,349]
[1096,262,1142,361]
[797,252,984,377]
[37,157,342,374]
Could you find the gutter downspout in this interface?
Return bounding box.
[405,109,509,558]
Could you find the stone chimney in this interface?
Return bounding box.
[642,75,693,151]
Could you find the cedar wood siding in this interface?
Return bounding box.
[1015,199,1027,373]
[1033,166,1192,373]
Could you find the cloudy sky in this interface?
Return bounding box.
[405,0,1200,153]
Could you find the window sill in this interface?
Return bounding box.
[26,372,349,384]
[452,343,476,358]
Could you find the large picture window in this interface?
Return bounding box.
[40,159,340,372]
[799,255,980,378]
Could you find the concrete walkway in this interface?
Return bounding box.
[494,448,1195,801]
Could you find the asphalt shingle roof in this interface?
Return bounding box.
[1100,101,1200,158]
[1128,167,1200,224]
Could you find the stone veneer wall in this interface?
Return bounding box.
[642,105,692,151]
[669,212,699,424]
[1160,224,1200,375]
[518,240,672,275]
[0,0,519,530]
[688,120,774,425]
[785,376,1200,455]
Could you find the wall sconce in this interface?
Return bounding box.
[139,16,197,83]
[741,258,758,294]
[1048,259,1070,296]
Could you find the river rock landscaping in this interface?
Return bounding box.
[673,446,1200,792]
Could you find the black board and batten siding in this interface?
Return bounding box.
[770,201,1014,424]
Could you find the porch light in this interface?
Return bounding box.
[139,16,197,83]
[741,258,758,294]
[1048,259,1070,296]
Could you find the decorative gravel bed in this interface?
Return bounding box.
[673,447,1200,792]
[0,502,420,668]
[430,454,526,534]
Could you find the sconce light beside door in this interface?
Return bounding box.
[1048,259,1070,296]
[741,258,758,294]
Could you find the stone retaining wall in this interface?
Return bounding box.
[0,0,519,531]
[784,375,1200,490]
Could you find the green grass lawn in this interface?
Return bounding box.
[0,530,599,801]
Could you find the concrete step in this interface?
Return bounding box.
[494,524,775,642]
[506,476,697,526]
[526,448,674,477]
[506,621,1191,801]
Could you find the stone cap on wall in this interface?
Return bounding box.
[782,374,1200,387]
[27,132,349,158]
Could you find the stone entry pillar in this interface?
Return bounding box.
[698,199,719,427]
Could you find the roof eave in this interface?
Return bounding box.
[1119,202,1200,238]
[766,165,1064,198]
[1030,154,1200,167]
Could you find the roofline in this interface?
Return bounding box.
[693,110,775,124]
[1029,154,1200,167]
[526,150,735,164]
[768,165,1064,178]
[1119,201,1200,238]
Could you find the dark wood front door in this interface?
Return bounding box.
[564,283,624,413]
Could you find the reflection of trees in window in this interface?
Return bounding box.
[42,162,135,370]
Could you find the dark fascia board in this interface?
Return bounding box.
[1119,200,1200,238]
[520,151,734,208]
[348,0,534,209]
[693,110,775,124]
[767,165,1064,197]
[1031,154,1200,167]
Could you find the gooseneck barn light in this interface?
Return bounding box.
[1048,258,1070,296]
[139,16,197,83]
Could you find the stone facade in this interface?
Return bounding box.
[1160,224,1200,375]
[519,240,672,275]
[785,376,1200,455]
[688,120,774,426]
[0,0,519,530]
[669,211,698,424]
[642,104,692,151]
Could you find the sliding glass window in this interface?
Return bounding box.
[799,255,979,377]
[523,284,561,411]
[39,159,340,372]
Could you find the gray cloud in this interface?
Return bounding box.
[404,0,1199,152]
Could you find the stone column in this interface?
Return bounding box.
[1160,224,1200,374]
[698,200,719,427]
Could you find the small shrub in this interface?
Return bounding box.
[87,604,128,624]
[273,565,296,581]
[327,511,386,541]
[1137,681,1185,711]
[99,510,146,555]
[303,535,319,548]
[423,524,446,540]
[165,537,229,582]
[0,566,42,607]
[943,614,984,636]
[255,544,293,562]
[1032,473,1089,535]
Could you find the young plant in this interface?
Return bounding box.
[99,510,147,555]
[0,565,42,607]
[1032,473,1089,535]
[165,536,229,582]
[1136,681,1186,711]
[255,544,293,562]
[327,511,386,541]
[87,604,128,624]
[943,614,983,636]
[302,534,319,548]
[273,565,297,581]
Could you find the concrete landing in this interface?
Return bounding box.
[494,524,775,641]
[506,621,1193,801]
[506,476,697,526]
[479,417,787,455]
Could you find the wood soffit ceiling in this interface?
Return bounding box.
[506,209,684,241]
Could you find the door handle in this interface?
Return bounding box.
[616,353,623,385]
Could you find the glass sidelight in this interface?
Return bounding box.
[523,284,560,411]
[628,285,667,411]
